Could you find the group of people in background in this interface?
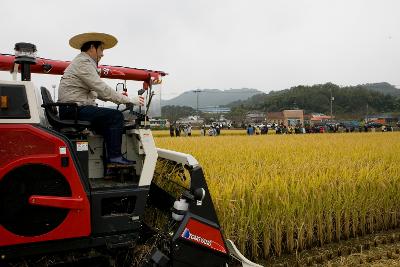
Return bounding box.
[202,124,221,136]
[246,122,395,136]
[170,123,192,137]
[246,124,269,135]
[170,123,222,137]
[169,122,395,137]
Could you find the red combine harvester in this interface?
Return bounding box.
[0,43,261,267]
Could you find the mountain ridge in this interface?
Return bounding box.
[161,88,262,108]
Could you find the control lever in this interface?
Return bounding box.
[118,87,148,125]
[116,82,127,111]
[137,88,146,114]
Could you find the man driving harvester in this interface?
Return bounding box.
[58,32,144,166]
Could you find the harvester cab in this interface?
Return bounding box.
[0,42,261,267]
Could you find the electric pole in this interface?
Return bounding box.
[193,89,202,116]
[330,87,334,121]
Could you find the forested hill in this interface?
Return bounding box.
[228,83,400,117]
[362,82,400,97]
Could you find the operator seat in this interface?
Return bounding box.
[40,87,91,133]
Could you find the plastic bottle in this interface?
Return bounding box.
[172,198,189,221]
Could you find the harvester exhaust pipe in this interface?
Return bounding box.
[13,42,37,81]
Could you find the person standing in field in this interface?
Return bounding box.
[208,126,214,136]
[170,123,175,137]
[261,125,268,135]
[175,124,180,137]
[182,125,187,136]
[247,125,254,135]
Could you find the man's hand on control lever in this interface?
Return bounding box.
[124,95,144,110]
[125,96,144,107]
[130,95,145,106]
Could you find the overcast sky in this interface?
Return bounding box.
[1,0,399,99]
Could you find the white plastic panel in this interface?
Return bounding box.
[156,148,199,168]
[0,80,41,124]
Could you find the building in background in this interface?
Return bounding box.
[310,113,334,124]
[283,110,304,126]
[199,106,231,114]
[267,110,304,126]
[149,118,169,129]
[245,111,266,124]
[266,112,284,125]
[176,115,204,126]
[365,113,398,125]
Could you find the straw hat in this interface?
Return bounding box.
[69,32,118,50]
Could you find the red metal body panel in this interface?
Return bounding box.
[0,124,91,247]
[29,196,85,209]
[0,54,167,82]
[180,218,227,254]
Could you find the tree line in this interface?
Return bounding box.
[229,82,400,119]
[161,83,400,122]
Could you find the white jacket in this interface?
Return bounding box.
[58,52,131,106]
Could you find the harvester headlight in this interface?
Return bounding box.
[194,188,206,206]
[14,42,37,64]
[181,188,206,206]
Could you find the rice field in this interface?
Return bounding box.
[154,132,400,261]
